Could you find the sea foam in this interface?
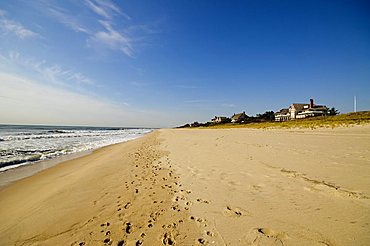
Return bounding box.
[0,125,152,172]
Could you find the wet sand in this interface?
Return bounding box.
[0,150,92,188]
[1,126,370,245]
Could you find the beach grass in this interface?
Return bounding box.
[201,111,370,129]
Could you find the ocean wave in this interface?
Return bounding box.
[47,130,71,134]
[0,129,149,141]
[0,154,42,169]
[0,127,152,172]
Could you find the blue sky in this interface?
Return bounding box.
[0,0,369,127]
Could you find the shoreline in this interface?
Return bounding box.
[1,127,369,245]
[0,150,92,188]
[0,131,153,189]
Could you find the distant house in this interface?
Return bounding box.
[231,112,248,123]
[211,116,230,124]
[275,108,290,122]
[276,99,328,121]
[289,103,308,120]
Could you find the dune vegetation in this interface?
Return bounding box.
[201,111,370,129]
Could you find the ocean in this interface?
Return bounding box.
[0,124,152,172]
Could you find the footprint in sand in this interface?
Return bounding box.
[196,198,210,204]
[242,227,289,245]
[223,206,251,217]
[124,202,131,209]
[101,222,110,227]
[185,201,193,206]
[125,222,133,234]
[73,241,85,246]
[162,232,175,245]
[103,238,112,245]
[197,238,207,245]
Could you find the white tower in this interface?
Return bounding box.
[354,96,357,112]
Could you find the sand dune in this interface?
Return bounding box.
[0,126,370,245]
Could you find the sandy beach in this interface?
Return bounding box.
[1,126,370,245]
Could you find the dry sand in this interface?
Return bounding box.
[0,132,201,245]
[1,126,370,245]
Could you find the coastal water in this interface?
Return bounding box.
[0,125,152,172]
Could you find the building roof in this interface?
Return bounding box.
[312,105,327,109]
[311,107,328,112]
[231,112,246,120]
[275,108,289,115]
[290,103,309,111]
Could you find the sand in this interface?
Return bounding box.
[1,126,370,245]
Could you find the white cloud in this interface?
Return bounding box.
[67,73,94,85]
[0,73,176,127]
[85,0,110,19]
[0,51,95,86]
[0,18,39,39]
[43,2,135,57]
[84,0,130,20]
[31,1,153,58]
[48,7,90,34]
[0,73,128,126]
[88,20,134,57]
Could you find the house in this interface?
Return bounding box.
[291,99,328,119]
[231,112,248,123]
[289,103,308,119]
[296,104,328,119]
[211,116,230,124]
[274,108,290,122]
[276,99,328,121]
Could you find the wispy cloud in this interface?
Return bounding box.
[0,73,127,126]
[0,10,39,39]
[25,1,155,58]
[84,0,131,20]
[48,6,90,34]
[41,1,136,57]
[88,20,133,57]
[1,51,95,86]
[67,73,94,85]
[0,72,178,127]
